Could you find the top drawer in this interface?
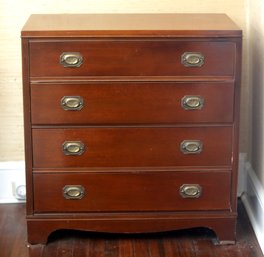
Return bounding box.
[29,40,235,78]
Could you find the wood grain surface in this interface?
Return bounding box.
[31,82,234,124]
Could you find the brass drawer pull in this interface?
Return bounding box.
[63,185,85,199]
[61,96,84,111]
[180,140,203,154]
[62,141,85,155]
[181,52,204,67]
[180,184,202,198]
[181,95,204,110]
[60,52,83,67]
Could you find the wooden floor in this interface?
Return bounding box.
[0,199,262,257]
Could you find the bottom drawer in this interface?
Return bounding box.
[33,171,231,213]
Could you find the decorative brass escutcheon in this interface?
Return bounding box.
[61,96,84,111]
[180,184,202,198]
[180,140,203,154]
[181,52,204,67]
[63,185,85,199]
[62,141,85,155]
[60,52,83,67]
[181,95,204,110]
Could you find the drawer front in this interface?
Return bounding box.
[32,127,233,168]
[31,82,234,124]
[33,171,231,213]
[29,40,235,77]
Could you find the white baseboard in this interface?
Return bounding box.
[238,153,248,196]
[0,161,26,203]
[239,156,264,254]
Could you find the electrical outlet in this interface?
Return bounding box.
[15,185,26,200]
[12,182,26,200]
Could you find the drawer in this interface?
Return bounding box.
[31,82,234,124]
[32,127,233,168]
[33,171,231,213]
[29,40,235,77]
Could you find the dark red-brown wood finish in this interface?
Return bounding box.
[32,127,233,168]
[21,14,242,245]
[31,82,235,124]
[29,40,235,77]
[33,171,231,212]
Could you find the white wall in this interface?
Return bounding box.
[239,1,264,252]
[249,0,264,185]
[0,0,248,162]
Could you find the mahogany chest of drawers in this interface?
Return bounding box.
[21,14,242,245]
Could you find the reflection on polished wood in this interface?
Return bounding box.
[0,201,262,257]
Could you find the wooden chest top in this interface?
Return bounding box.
[21,13,241,38]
